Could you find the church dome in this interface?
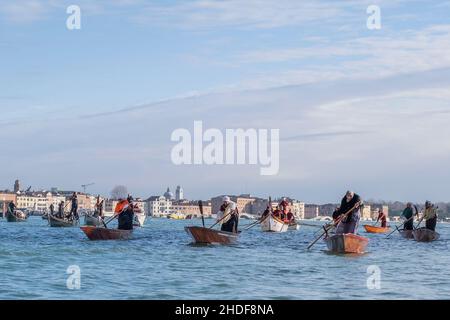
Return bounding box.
[164,187,174,200]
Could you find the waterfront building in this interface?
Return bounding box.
[211,194,259,215]
[362,205,372,220]
[146,195,172,217]
[291,200,305,219]
[171,200,211,217]
[304,205,319,219]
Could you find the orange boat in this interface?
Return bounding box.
[80,226,133,241]
[185,226,238,245]
[363,225,390,234]
[324,233,368,254]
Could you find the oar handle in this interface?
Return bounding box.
[198,200,205,228]
[210,211,233,229]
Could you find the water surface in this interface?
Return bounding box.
[0,217,448,299]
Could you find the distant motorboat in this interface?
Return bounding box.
[168,213,185,220]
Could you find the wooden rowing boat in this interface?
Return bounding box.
[48,214,78,227]
[84,214,104,227]
[324,233,369,254]
[80,226,133,241]
[184,226,238,245]
[398,229,414,239]
[412,228,440,242]
[5,210,27,222]
[363,225,390,234]
[260,215,289,232]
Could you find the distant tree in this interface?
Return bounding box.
[110,185,128,200]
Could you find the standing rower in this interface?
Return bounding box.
[422,201,437,231]
[94,195,104,218]
[334,191,362,234]
[69,192,79,220]
[115,196,134,230]
[217,196,239,233]
[376,208,387,228]
[401,202,417,230]
[8,202,16,215]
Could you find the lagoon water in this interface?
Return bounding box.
[0,216,449,300]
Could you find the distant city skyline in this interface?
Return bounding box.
[1,1,450,203]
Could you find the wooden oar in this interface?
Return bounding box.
[307,202,360,250]
[198,200,205,228]
[244,213,270,230]
[209,211,233,229]
[299,222,324,228]
[385,216,414,238]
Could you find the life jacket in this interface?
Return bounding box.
[114,200,129,215]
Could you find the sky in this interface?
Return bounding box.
[1,0,450,203]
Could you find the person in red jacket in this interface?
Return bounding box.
[376,208,387,228]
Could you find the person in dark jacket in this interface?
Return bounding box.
[423,201,437,231]
[58,201,64,218]
[332,206,341,222]
[334,191,362,234]
[115,196,134,230]
[8,202,16,214]
[69,192,79,220]
[401,202,416,230]
[49,203,55,216]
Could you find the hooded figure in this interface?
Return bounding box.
[334,191,361,234]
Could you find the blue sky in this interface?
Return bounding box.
[1,0,450,202]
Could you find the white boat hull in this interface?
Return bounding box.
[261,215,289,232]
[133,213,146,227]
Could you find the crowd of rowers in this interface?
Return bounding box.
[214,196,297,233]
[44,192,139,231]
[330,191,438,234]
[213,191,439,235]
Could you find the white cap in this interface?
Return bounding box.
[223,196,230,202]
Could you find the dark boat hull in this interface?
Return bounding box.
[80,226,133,241]
[398,229,414,239]
[324,233,368,254]
[412,228,440,242]
[5,211,27,222]
[48,215,78,227]
[185,226,238,244]
[84,215,103,227]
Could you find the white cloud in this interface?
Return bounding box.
[0,0,48,23]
